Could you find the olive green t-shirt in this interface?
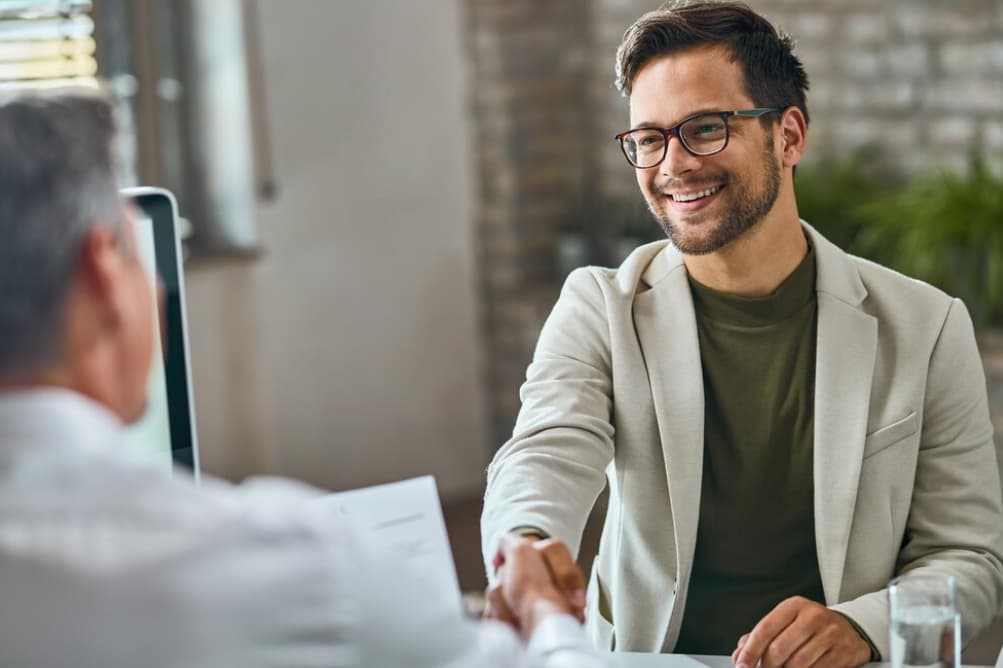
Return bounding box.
[674,245,825,655]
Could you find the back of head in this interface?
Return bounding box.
[615,0,810,126]
[0,87,122,378]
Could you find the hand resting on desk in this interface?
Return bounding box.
[732,596,871,668]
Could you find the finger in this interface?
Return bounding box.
[492,532,523,572]
[784,633,830,668]
[483,580,501,619]
[534,541,586,623]
[485,582,520,629]
[485,564,517,624]
[534,539,587,609]
[491,547,504,573]
[735,598,804,668]
[758,612,816,668]
[482,596,497,620]
[732,633,750,665]
[534,539,586,593]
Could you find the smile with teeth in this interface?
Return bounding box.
[671,184,723,202]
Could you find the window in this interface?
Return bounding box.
[0,0,272,257]
[0,0,97,89]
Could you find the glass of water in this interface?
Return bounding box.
[889,574,961,668]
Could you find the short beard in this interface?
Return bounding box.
[650,136,782,255]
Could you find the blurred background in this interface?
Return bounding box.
[1,0,1001,659]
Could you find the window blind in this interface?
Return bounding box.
[0,0,96,89]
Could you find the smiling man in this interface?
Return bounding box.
[481,2,1003,667]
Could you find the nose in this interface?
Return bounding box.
[659,135,702,179]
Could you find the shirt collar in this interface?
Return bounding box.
[0,388,124,458]
[688,242,817,326]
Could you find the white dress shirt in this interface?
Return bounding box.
[0,389,608,668]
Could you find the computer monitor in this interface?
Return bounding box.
[121,187,200,478]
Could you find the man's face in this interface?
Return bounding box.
[629,46,783,255]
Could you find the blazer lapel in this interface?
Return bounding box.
[808,224,878,603]
[633,249,705,649]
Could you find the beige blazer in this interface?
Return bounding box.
[482,224,1003,658]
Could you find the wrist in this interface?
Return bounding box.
[833,610,880,662]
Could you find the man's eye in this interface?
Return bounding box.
[637,134,663,147]
[694,123,723,135]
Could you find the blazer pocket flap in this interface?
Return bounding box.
[863,411,918,458]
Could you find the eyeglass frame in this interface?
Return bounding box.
[614,107,781,168]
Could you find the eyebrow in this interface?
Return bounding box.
[629,107,725,132]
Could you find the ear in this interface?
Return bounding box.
[778,106,807,169]
[75,226,129,327]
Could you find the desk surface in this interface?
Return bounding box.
[610,655,730,668]
[609,655,988,668]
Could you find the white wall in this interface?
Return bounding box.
[183,0,489,499]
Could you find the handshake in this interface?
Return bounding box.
[483,533,588,640]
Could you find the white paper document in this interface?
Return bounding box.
[317,475,463,615]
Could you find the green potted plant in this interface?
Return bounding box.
[852,157,1003,330]
[795,146,901,253]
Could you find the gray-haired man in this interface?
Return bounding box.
[0,87,607,668]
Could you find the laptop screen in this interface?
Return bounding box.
[121,188,199,477]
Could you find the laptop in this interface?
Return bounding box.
[121,187,200,479]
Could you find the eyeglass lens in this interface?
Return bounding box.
[622,114,728,167]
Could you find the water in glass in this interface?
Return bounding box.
[890,604,960,668]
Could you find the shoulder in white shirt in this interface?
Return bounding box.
[0,389,608,668]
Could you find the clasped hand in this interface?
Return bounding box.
[482,533,587,640]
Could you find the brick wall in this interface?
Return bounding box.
[594,0,1003,207]
[465,0,1003,448]
[462,0,597,444]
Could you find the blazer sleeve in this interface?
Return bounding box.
[481,267,615,574]
[831,298,1003,658]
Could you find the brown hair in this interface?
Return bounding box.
[615,1,810,126]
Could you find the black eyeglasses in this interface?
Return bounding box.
[615,108,780,168]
